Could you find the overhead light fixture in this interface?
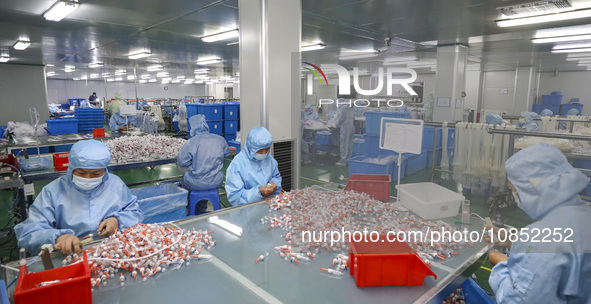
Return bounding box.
[46,71,55,76]
[138,79,147,84]
[127,75,135,80]
[114,70,127,75]
[184,79,194,84]
[43,0,79,22]
[219,76,231,80]
[106,78,115,82]
[88,62,103,68]
[13,40,31,50]
[554,42,591,50]
[566,53,591,59]
[235,72,240,76]
[196,58,222,65]
[80,75,87,80]
[65,65,75,72]
[177,75,185,79]
[115,77,123,81]
[301,43,326,52]
[171,79,181,84]
[73,77,81,80]
[206,81,214,85]
[141,74,151,79]
[207,216,243,236]
[532,24,591,43]
[156,72,169,78]
[195,80,205,84]
[552,47,591,53]
[128,51,151,60]
[46,63,55,67]
[101,73,111,78]
[201,29,239,43]
[194,68,210,74]
[497,9,591,27]
[338,51,379,60]
[147,65,163,71]
[227,42,239,46]
[148,79,157,83]
[89,73,99,79]
[532,34,591,43]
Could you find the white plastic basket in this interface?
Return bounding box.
[396,182,464,220]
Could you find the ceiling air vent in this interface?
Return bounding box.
[497,0,573,18]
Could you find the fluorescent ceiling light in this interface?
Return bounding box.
[88,62,103,68]
[90,73,99,79]
[219,76,231,80]
[206,81,214,85]
[128,51,151,60]
[301,43,326,52]
[201,29,239,43]
[46,63,54,67]
[138,79,147,84]
[338,51,379,60]
[127,75,135,80]
[535,24,591,38]
[115,77,123,81]
[207,216,243,236]
[46,71,55,76]
[141,74,151,79]
[148,79,157,83]
[156,72,169,78]
[497,9,591,27]
[227,42,239,46]
[101,73,111,78]
[161,80,170,84]
[80,75,87,80]
[171,79,181,84]
[196,58,222,65]
[106,78,115,82]
[195,80,205,84]
[147,65,163,71]
[194,68,210,74]
[566,53,591,59]
[177,75,185,79]
[115,70,127,75]
[552,47,591,53]
[73,77,81,80]
[532,34,591,43]
[553,42,591,50]
[576,62,591,66]
[13,40,31,50]
[43,0,79,22]
[184,80,194,84]
[65,65,75,72]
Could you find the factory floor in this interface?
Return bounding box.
[0,148,535,298]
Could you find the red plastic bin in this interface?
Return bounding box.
[0,154,18,172]
[93,128,105,138]
[14,251,91,304]
[344,174,391,201]
[349,235,436,287]
[53,152,69,171]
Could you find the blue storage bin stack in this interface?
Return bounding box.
[541,92,562,114]
[228,140,241,154]
[223,102,240,141]
[315,131,334,151]
[365,111,411,136]
[69,98,79,106]
[0,126,6,139]
[47,119,79,135]
[75,108,104,133]
[560,103,583,115]
[186,104,199,118]
[199,104,223,135]
[352,138,365,157]
[531,104,542,114]
[348,155,406,181]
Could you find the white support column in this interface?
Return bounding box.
[512,66,535,115]
[433,45,468,122]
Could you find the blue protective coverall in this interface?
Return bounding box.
[518,111,540,132]
[178,115,230,191]
[80,99,92,108]
[489,143,591,303]
[303,104,320,120]
[560,108,580,130]
[225,127,282,206]
[109,109,137,131]
[337,102,355,164]
[14,140,143,253]
[486,114,503,126]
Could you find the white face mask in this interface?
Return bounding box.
[254,152,268,161]
[512,191,521,205]
[72,174,104,191]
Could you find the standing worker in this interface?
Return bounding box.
[302,104,320,120]
[225,127,281,206]
[14,140,143,254]
[517,112,540,132]
[109,107,136,132]
[177,115,230,213]
[108,94,127,117]
[336,100,355,166]
[485,143,591,303]
[88,92,99,107]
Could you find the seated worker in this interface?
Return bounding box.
[302,104,319,120]
[225,127,281,206]
[517,111,539,132]
[559,108,580,130]
[109,107,136,132]
[540,109,553,117]
[486,113,503,126]
[14,140,143,254]
[178,115,230,213]
[486,143,591,303]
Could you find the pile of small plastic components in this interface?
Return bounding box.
[64,223,215,288]
[262,188,469,275]
[105,135,186,164]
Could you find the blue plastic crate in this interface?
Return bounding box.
[459,278,495,304]
[404,153,427,175]
[54,145,73,153]
[198,104,224,120]
[228,140,241,154]
[0,126,6,138]
[573,159,591,169]
[365,111,410,135]
[315,131,333,145]
[348,155,394,178]
[224,133,236,141]
[424,148,441,168]
[11,147,50,156]
[364,134,382,157]
[352,139,364,157]
[423,126,442,149]
[542,95,562,105]
[69,99,79,106]
[173,121,180,132]
[47,119,79,135]
[532,104,542,114]
[130,184,188,224]
[560,103,583,115]
[75,108,102,113]
[18,157,50,172]
[206,120,223,135]
[224,120,238,134]
[186,104,199,118]
[60,104,70,110]
[223,102,240,120]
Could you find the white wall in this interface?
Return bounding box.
[0,64,49,124]
[416,73,435,99]
[465,70,481,111]
[538,70,591,115]
[481,71,516,113]
[46,79,207,104]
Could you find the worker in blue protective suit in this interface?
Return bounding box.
[80,99,92,108]
[540,109,553,117]
[302,104,319,120]
[398,105,408,112]
[559,108,580,130]
[109,107,137,132]
[14,140,143,254]
[486,113,503,126]
[517,111,539,131]
[485,143,591,303]
[178,115,230,213]
[336,100,355,166]
[301,122,311,165]
[225,127,282,206]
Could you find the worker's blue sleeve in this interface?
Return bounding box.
[270,159,282,194]
[177,142,193,169]
[109,114,121,131]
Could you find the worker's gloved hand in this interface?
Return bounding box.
[97,217,119,237]
[259,186,274,198]
[118,126,127,131]
[55,234,82,255]
[488,249,509,266]
[268,182,278,193]
[483,224,512,250]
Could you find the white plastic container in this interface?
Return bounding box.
[396,182,464,220]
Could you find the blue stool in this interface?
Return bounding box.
[189,189,221,215]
